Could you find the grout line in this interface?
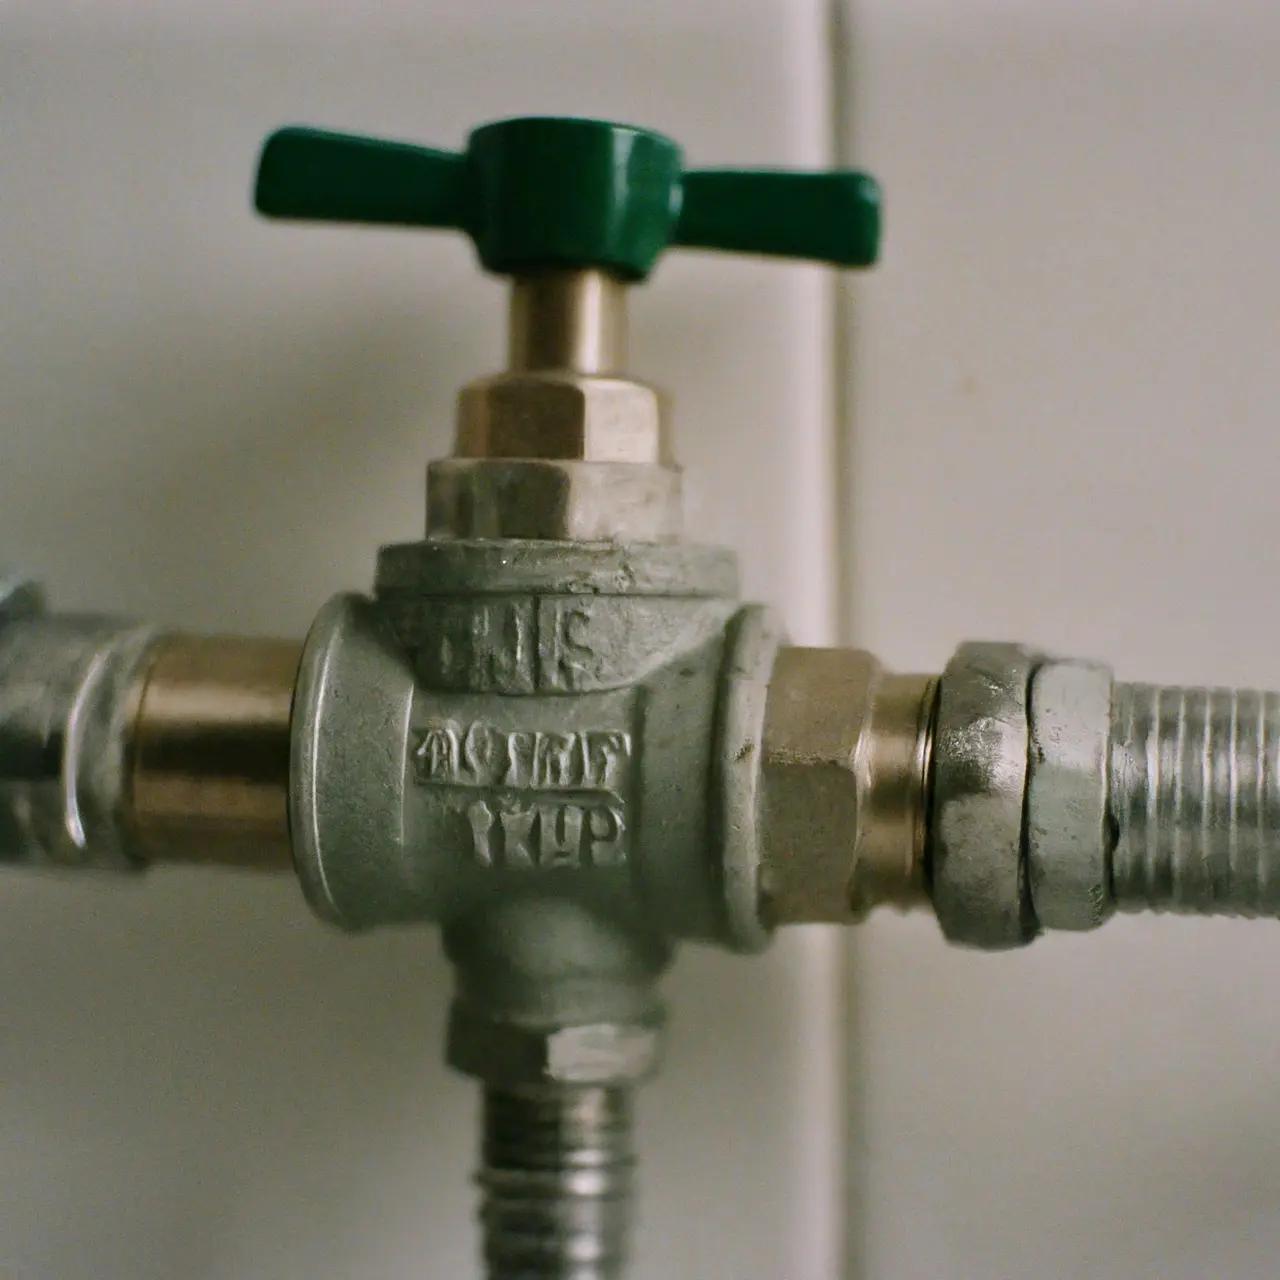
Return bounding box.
[827,3,867,1279]
[829,0,859,653]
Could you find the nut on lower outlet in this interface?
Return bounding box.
[448,1006,664,1089]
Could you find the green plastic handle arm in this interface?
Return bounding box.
[255,130,470,230]
[676,169,880,272]
[254,118,881,280]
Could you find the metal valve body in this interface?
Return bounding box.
[292,545,763,1051]
[252,115,891,1279]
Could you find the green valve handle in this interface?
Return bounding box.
[254,116,881,281]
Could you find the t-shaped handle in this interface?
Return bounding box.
[254,116,881,280]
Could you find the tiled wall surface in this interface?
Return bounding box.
[846,2,1280,1276]
[0,4,843,1277]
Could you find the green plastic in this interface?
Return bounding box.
[255,116,880,280]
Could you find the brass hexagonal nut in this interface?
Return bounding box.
[456,371,668,464]
[447,1005,664,1088]
[759,648,935,925]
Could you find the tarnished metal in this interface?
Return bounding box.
[0,597,298,873]
[127,635,299,870]
[291,540,741,937]
[1110,681,1280,915]
[427,459,682,542]
[0,613,159,868]
[1026,658,1115,930]
[441,267,676,546]
[931,641,1042,949]
[456,374,667,464]
[449,1007,663,1089]
[758,647,935,924]
[712,605,786,951]
[480,1084,634,1280]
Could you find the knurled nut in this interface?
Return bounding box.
[1026,657,1116,931]
[931,641,1043,949]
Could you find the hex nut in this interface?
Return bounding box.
[1026,658,1115,930]
[456,371,668,464]
[447,1005,663,1088]
[932,641,1042,949]
[759,647,934,925]
[427,458,683,542]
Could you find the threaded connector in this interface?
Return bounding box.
[1110,682,1280,915]
[478,1085,635,1280]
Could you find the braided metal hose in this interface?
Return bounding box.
[1110,682,1280,915]
[479,1085,635,1280]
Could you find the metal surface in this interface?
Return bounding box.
[292,445,748,1280]
[510,271,629,376]
[758,646,934,923]
[428,460,682,543]
[127,635,299,870]
[444,268,676,544]
[455,375,668,465]
[1110,681,1280,915]
[1026,658,1115,930]
[0,606,299,874]
[292,540,741,936]
[480,1085,634,1280]
[0,613,159,869]
[449,1006,663,1089]
[713,605,786,951]
[931,641,1041,949]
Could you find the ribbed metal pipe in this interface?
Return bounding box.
[479,1085,634,1280]
[1109,682,1280,914]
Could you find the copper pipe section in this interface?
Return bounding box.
[508,269,628,375]
[758,647,937,924]
[126,635,300,870]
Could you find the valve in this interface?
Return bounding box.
[4,113,1280,1280]
[254,115,885,1280]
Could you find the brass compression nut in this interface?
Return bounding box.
[757,647,937,924]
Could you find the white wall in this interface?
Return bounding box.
[0,5,845,1277]
[846,2,1280,1276]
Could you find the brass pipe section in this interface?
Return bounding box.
[508,269,628,375]
[758,647,937,924]
[126,635,300,870]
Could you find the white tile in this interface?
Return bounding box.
[0,5,845,1278]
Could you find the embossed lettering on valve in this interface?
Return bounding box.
[417,599,597,694]
[412,721,631,869]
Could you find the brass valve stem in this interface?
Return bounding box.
[126,635,300,870]
[508,268,628,375]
